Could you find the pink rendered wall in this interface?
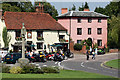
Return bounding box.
[58,17,107,48]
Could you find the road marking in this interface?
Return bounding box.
[43,65,47,66]
[87,67,98,70]
[81,62,85,67]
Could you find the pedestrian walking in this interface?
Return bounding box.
[86,50,89,60]
[92,49,95,59]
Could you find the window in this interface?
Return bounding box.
[77,28,82,35]
[88,18,92,23]
[37,43,43,49]
[37,31,43,37]
[97,28,102,34]
[98,19,101,23]
[88,28,91,35]
[16,31,21,37]
[77,18,81,23]
[97,40,102,46]
[59,35,65,39]
[77,40,82,44]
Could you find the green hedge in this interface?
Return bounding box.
[74,43,82,51]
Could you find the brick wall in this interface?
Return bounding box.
[109,49,119,53]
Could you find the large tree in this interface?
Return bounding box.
[35,2,58,20]
[84,2,89,9]
[2,27,11,48]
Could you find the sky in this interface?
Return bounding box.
[31,0,110,15]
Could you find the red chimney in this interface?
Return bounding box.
[35,3,44,13]
[84,8,90,11]
[61,8,68,14]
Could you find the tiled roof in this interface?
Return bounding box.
[4,11,67,30]
[57,11,109,18]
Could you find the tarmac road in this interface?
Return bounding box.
[36,53,119,78]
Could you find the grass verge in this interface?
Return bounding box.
[105,59,120,69]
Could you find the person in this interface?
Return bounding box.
[92,49,95,59]
[86,50,89,60]
[95,48,97,55]
[90,46,92,55]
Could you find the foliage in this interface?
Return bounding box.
[2,2,58,20]
[93,43,98,49]
[108,15,120,48]
[71,4,76,11]
[78,3,84,11]
[41,67,59,73]
[2,64,10,73]
[21,64,36,73]
[94,1,120,48]
[86,45,90,50]
[2,3,21,14]
[84,2,89,9]
[9,66,23,74]
[74,43,82,51]
[2,27,11,48]
[35,2,58,20]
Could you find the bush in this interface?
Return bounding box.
[21,64,36,74]
[2,64,10,73]
[41,67,59,73]
[86,45,90,50]
[74,43,82,51]
[21,64,44,74]
[31,67,44,74]
[9,66,23,74]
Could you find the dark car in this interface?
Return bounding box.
[97,49,105,55]
[3,53,35,64]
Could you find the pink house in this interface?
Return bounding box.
[57,8,109,48]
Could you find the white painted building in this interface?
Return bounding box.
[0,10,69,53]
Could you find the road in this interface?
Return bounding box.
[36,53,119,78]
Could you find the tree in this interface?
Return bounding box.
[84,2,89,9]
[2,3,21,14]
[2,27,11,48]
[78,3,84,11]
[35,2,58,20]
[71,4,76,11]
[108,15,120,48]
[94,7,105,14]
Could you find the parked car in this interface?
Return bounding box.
[97,49,105,55]
[2,53,35,64]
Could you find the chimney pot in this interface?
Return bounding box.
[61,8,68,14]
[84,8,90,11]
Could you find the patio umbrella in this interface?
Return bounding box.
[55,44,63,47]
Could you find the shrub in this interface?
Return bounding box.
[21,64,44,74]
[21,64,35,74]
[74,43,82,51]
[31,68,44,74]
[41,67,59,73]
[86,45,90,50]
[9,66,23,74]
[2,64,10,73]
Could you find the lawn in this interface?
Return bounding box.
[2,70,115,78]
[105,59,120,69]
